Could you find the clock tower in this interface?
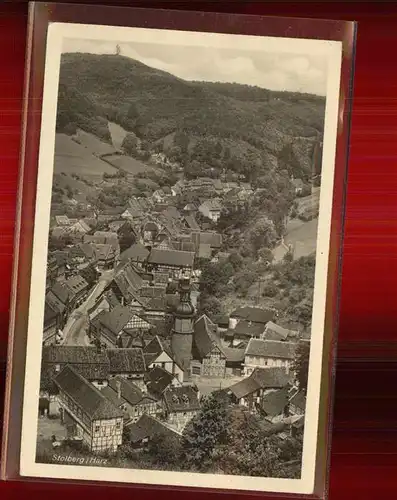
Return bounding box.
[171,278,195,378]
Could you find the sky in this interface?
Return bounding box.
[62,36,328,96]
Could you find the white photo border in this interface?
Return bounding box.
[19,21,343,495]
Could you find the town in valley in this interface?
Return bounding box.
[37,46,324,479]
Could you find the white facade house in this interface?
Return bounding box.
[243,339,296,376]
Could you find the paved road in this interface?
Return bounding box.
[62,269,115,346]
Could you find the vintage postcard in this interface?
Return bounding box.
[16,17,344,495]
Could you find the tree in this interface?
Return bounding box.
[258,247,274,264]
[118,226,136,253]
[228,252,243,270]
[181,393,228,472]
[291,341,310,392]
[122,133,138,155]
[219,407,285,478]
[249,217,277,255]
[199,260,234,297]
[198,293,223,319]
[147,432,182,468]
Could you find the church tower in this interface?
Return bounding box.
[171,278,195,379]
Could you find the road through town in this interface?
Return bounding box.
[62,269,115,346]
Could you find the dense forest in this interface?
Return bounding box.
[57,53,324,183]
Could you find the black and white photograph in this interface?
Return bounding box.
[18,20,344,495]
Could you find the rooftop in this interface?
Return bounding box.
[96,305,134,337]
[54,365,123,420]
[148,248,195,268]
[163,385,200,413]
[42,345,110,380]
[245,339,296,360]
[107,348,146,374]
[145,365,175,396]
[126,414,179,444]
[231,306,275,325]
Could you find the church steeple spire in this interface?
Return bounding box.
[171,278,194,378]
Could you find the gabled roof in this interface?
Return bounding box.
[95,244,116,261]
[44,302,58,326]
[265,321,296,341]
[227,367,292,400]
[233,320,266,338]
[108,220,128,232]
[184,215,200,231]
[289,390,306,411]
[231,306,275,324]
[144,335,174,365]
[193,315,225,360]
[198,243,212,259]
[119,243,149,263]
[51,282,70,305]
[105,377,157,407]
[148,248,195,268]
[163,385,200,413]
[261,387,290,417]
[143,221,159,232]
[123,264,144,290]
[183,203,197,212]
[94,230,119,240]
[162,206,181,220]
[139,286,165,299]
[145,366,175,396]
[191,231,222,249]
[51,250,70,267]
[199,198,222,211]
[42,345,110,380]
[53,365,123,420]
[245,339,296,360]
[222,347,246,364]
[250,367,293,389]
[46,291,66,315]
[227,377,260,400]
[145,297,167,312]
[55,215,70,226]
[65,275,89,295]
[107,348,145,374]
[75,242,97,260]
[96,305,135,336]
[126,414,179,444]
[99,207,126,216]
[72,219,91,233]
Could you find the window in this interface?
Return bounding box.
[95,425,100,433]
[116,422,121,430]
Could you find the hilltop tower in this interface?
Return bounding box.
[171,278,195,379]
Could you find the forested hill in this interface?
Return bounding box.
[57,52,325,181]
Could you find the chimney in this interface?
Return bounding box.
[116,380,122,400]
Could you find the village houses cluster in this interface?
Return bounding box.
[41,174,308,456]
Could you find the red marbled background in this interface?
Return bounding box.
[1,2,397,499]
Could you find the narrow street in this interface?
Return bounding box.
[62,269,115,346]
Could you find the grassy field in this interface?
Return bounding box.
[296,190,320,220]
[284,217,318,259]
[74,128,117,156]
[104,154,158,175]
[54,133,119,179]
[53,173,96,203]
[108,121,128,150]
